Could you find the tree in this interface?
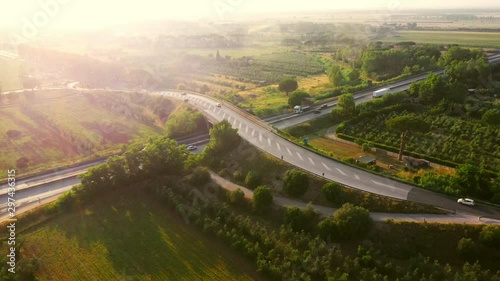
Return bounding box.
[253,185,273,211]
[200,84,210,94]
[189,167,211,187]
[455,163,491,198]
[479,225,500,248]
[346,69,361,86]
[203,119,240,160]
[164,107,205,138]
[457,237,478,261]
[278,77,298,96]
[322,182,344,204]
[328,65,344,87]
[244,171,261,189]
[288,90,310,107]
[446,80,467,103]
[176,83,187,90]
[482,109,500,126]
[440,46,468,66]
[336,93,357,118]
[318,216,337,239]
[106,155,128,188]
[141,137,187,176]
[284,207,307,232]
[229,188,246,205]
[79,163,112,198]
[283,169,309,197]
[417,72,446,104]
[333,203,372,240]
[386,115,431,161]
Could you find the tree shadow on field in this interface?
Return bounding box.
[55,190,222,280]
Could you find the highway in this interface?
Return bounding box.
[268,53,500,129]
[1,54,500,223]
[164,91,500,221]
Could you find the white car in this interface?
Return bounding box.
[186,145,197,151]
[457,198,475,206]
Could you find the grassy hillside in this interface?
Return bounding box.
[0,90,169,177]
[4,189,259,281]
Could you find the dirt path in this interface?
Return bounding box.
[210,172,500,225]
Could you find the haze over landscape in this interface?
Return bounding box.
[0,0,500,280]
[1,0,500,30]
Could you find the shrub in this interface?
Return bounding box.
[479,225,500,248]
[218,168,231,178]
[229,188,246,205]
[318,217,337,239]
[55,190,77,213]
[244,171,261,189]
[333,203,373,240]
[361,143,371,153]
[253,185,273,211]
[284,207,307,232]
[190,167,211,187]
[283,169,309,197]
[457,237,478,260]
[323,182,344,204]
[233,169,245,183]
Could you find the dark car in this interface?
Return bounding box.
[313,109,321,114]
[320,104,328,109]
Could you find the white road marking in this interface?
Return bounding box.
[268,138,272,146]
[322,163,332,171]
[308,157,315,165]
[259,133,262,142]
[222,113,227,118]
[245,125,248,134]
[239,122,242,130]
[251,129,255,137]
[228,116,231,122]
[276,142,281,151]
[355,174,360,180]
[286,147,292,156]
[371,180,395,189]
[233,119,237,126]
[335,168,347,176]
[296,152,303,161]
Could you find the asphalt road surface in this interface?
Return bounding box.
[164,91,500,220]
[1,53,499,223]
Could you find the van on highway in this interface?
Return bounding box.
[372,88,391,98]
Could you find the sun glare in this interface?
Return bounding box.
[1,0,498,33]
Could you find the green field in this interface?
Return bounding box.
[0,90,163,176]
[380,31,500,47]
[181,46,285,59]
[0,59,23,91]
[2,190,257,281]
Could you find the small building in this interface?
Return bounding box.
[356,155,376,165]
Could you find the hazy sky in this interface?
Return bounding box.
[0,0,499,31]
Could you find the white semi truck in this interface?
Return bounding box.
[372,88,391,98]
